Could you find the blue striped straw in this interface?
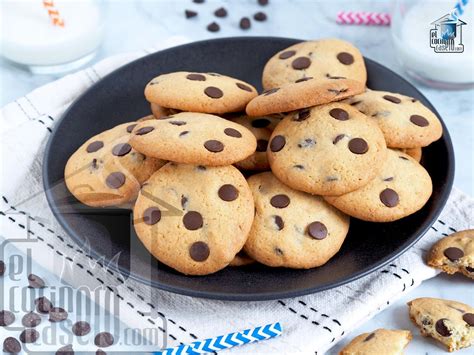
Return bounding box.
[156,322,283,355]
[450,0,469,19]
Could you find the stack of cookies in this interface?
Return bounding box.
[65,38,443,276]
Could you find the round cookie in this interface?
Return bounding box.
[340,329,412,355]
[65,122,166,207]
[229,250,255,267]
[229,114,280,171]
[408,297,474,352]
[343,90,443,148]
[145,72,258,114]
[268,102,387,196]
[246,76,365,116]
[428,230,474,280]
[133,163,254,275]
[244,172,350,269]
[129,112,257,166]
[150,103,181,119]
[325,149,432,222]
[262,38,367,90]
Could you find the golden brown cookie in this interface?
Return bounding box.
[339,329,412,355]
[145,72,257,114]
[408,297,474,352]
[65,122,166,207]
[428,230,474,280]
[246,76,365,116]
[262,38,367,90]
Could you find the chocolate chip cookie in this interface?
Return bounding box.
[343,90,443,148]
[325,149,432,222]
[145,71,258,114]
[340,329,412,355]
[65,122,166,207]
[408,297,474,352]
[133,163,254,275]
[129,112,257,166]
[245,76,365,116]
[268,102,387,195]
[229,114,280,171]
[262,38,367,90]
[428,230,474,280]
[244,172,349,269]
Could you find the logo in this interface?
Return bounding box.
[430,13,467,53]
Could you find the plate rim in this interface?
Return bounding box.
[43,36,455,301]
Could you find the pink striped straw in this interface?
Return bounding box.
[337,11,391,26]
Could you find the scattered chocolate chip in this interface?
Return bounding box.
[135,126,154,135]
[270,194,290,208]
[112,143,131,157]
[298,138,315,148]
[274,216,284,230]
[204,86,223,98]
[239,17,251,29]
[329,108,349,121]
[86,141,104,153]
[126,124,137,133]
[105,172,126,189]
[333,134,345,145]
[279,50,296,59]
[183,211,203,230]
[295,77,313,83]
[169,121,187,126]
[22,312,41,327]
[263,88,279,95]
[252,118,271,128]
[179,131,190,137]
[28,273,45,288]
[214,7,227,17]
[294,164,304,170]
[185,10,197,19]
[189,241,210,262]
[383,95,401,104]
[254,11,267,21]
[337,52,354,65]
[258,0,269,5]
[56,344,74,355]
[204,140,224,152]
[256,139,268,152]
[307,222,328,239]
[410,115,429,127]
[186,73,206,81]
[49,307,68,322]
[96,350,106,355]
[274,247,284,256]
[0,260,4,276]
[292,57,311,70]
[348,138,368,154]
[218,184,239,201]
[224,128,242,138]
[364,333,375,342]
[443,247,464,261]
[380,188,399,207]
[463,313,474,326]
[20,329,39,343]
[0,310,15,326]
[3,337,21,353]
[236,82,253,92]
[270,135,285,152]
[207,22,220,32]
[35,296,53,314]
[143,207,161,225]
[72,321,91,336]
[294,109,310,121]
[95,332,114,348]
[193,0,204,3]
[435,319,451,337]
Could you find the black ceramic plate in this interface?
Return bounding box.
[43,37,454,301]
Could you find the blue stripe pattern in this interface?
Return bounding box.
[157,322,283,354]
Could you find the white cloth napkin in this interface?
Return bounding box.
[1,41,473,354]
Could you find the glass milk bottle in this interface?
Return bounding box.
[391,0,474,89]
[1,0,104,74]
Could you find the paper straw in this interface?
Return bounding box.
[336,11,391,26]
[42,0,65,27]
[450,0,469,19]
[157,322,283,354]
